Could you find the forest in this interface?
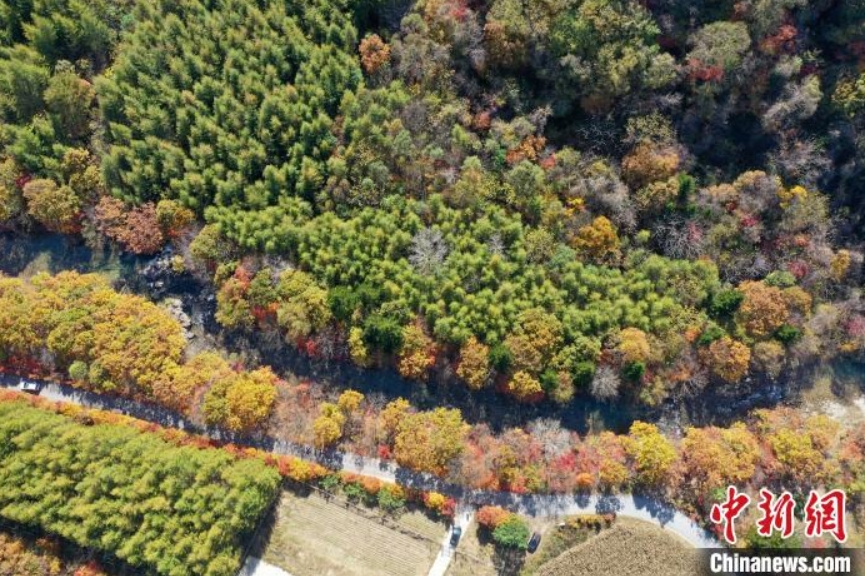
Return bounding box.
[4,270,865,550]
[1,0,865,559]
[2,0,864,407]
[0,399,282,576]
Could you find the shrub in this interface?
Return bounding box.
[492,516,530,550]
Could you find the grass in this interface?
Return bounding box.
[535,518,702,576]
[255,489,444,576]
[520,515,613,575]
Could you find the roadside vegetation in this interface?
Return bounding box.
[3,271,865,546]
[0,527,108,576]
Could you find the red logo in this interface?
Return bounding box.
[710,486,751,545]
[709,487,848,545]
[756,488,796,539]
[804,489,847,543]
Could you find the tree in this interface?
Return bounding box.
[590,365,621,401]
[276,270,332,342]
[359,34,391,75]
[314,403,346,449]
[766,428,824,484]
[492,515,530,550]
[409,227,448,275]
[22,178,81,233]
[686,22,751,81]
[203,368,279,432]
[394,407,468,474]
[398,323,435,380]
[155,199,195,238]
[120,203,165,255]
[710,289,744,318]
[380,398,411,441]
[363,314,404,354]
[504,308,563,375]
[0,159,24,223]
[703,336,751,383]
[681,424,760,491]
[456,337,491,389]
[93,197,166,254]
[736,281,789,339]
[189,225,233,270]
[476,505,511,529]
[484,0,531,68]
[152,352,233,413]
[752,341,785,379]
[505,371,543,401]
[349,326,372,367]
[572,216,620,264]
[44,70,94,142]
[618,327,650,364]
[621,143,680,190]
[337,390,364,413]
[215,272,254,330]
[0,48,49,122]
[625,421,676,488]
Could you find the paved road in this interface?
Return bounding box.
[239,557,294,576]
[428,508,475,576]
[0,376,718,548]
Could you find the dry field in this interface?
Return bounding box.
[256,490,444,576]
[536,518,703,576]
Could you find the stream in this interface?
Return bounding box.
[0,231,822,436]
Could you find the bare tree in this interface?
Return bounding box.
[409,227,448,275]
[769,138,831,189]
[654,216,704,260]
[528,418,573,458]
[590,366,621,401]
[487,233,505,257]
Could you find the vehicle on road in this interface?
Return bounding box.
[17,380,42,395]
[527,531,541,553]
[449,526,462,548]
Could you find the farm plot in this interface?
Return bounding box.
[258,490,443,576]
[536,518,702,576]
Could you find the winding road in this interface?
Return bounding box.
[0,375,718,548]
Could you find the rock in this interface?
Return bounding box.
[161,297,194,340]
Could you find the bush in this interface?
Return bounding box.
[476,505,511,529]
[774,324,802,345]
[377,484,406,512]
[488,343,513,372]
[492,516,530,550]
[623,361,646,381]
[363,314,404,353]
[710,289,744,318]
[68,360,88,381]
